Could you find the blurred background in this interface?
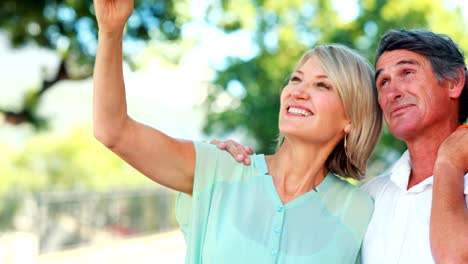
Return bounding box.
[1,0,468,263]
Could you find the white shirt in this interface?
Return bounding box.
[360,151,468,264]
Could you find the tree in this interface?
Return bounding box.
[202,0,468,168]
[1,0,466,169]
[0,0,188,129]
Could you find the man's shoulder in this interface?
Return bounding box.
[360,174,392,199]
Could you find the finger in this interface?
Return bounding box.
[209,139,220,145]
[217,142,227,150]
[220,141,240,159]
[239,145,253,165]
[244,146,254,155]
[225,141,247,163]
[209,139,227,150]
[225,140,249,153]
[243,156,251,166]
[226,140,250,155]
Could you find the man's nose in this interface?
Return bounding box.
[382,80,404,102]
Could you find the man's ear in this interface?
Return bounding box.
[448,67,466,99]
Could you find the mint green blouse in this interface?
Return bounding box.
[176,142,373,264]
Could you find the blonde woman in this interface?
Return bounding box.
[93,0,382,263]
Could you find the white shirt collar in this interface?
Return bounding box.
[389,150,434,193]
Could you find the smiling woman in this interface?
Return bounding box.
[92,1,382,263]
[176,45,382,264]
[277,47,382,181]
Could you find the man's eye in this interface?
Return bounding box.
[379,79,388,88]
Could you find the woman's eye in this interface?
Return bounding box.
[290,76,301,82]
[317,82,330,89]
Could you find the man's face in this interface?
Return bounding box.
[375,49,452,141]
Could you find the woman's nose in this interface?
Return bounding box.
[291,86,310,100]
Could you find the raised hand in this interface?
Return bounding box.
[210,139,254,165]
[435,127,468,174]
[93,0,196,194]
[430,126,468,263]
[94,0,134,33]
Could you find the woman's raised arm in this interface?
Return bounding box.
[92,0,195,194]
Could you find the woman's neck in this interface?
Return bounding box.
[266,140,334,204]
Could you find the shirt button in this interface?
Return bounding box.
[271,249,278,255]
[274,226,281,233]
[277,206,284,213]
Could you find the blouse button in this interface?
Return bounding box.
[271,249,278,255]
[274,226,281,233]
[276,206,284,213]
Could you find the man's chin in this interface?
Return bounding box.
[388,125,419,142]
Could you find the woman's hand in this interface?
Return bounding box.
[210,139,254,165]
[435,127,468,174]
[430,127,468,263]
[94,0,134,34]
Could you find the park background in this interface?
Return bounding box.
[1,0,468,263]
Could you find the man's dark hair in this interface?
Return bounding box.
[375,29,468,124]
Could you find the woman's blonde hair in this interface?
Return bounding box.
[278,44,382,180]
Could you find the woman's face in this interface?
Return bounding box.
[279,56,351,145]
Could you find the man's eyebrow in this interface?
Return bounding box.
[375,59,419,81]
[397,59,419,67]
[375,69,383,81]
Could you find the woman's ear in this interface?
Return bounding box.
[344,123,352,134]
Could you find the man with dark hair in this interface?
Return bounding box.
[361,29,468,264]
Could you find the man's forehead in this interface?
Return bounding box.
[376,49,425,69]
[375,49,428,80]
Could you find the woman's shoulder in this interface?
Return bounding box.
[193,141,265,182]
[325,176,374,240]
[329,175,373,205]
[193,140,244,167]
[325,175,374,222]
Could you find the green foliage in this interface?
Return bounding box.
[1,0,467,189]
[0,193,22,230]
[0,126,158,229]
[203,0,333,153]
[0,0,189,76]
[0,126,153,196]
[0,0,192,130]
[202,0,468,168]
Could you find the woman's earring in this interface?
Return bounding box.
[344,134,347,151]
[344,134,351,161]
